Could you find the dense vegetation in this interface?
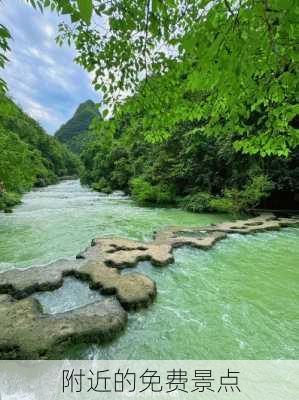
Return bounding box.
[80,82,299,213]
[0,94,80,211]
[55,100,100,154]
[57,0,299,157]
[1,0,297,155]
[0,1,298,213]
[68,0,297,212]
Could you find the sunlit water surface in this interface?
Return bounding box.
[0,180,298,359]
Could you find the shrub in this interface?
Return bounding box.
[130,177,174,205]
[210,175,273,213]
[0,191,21,211]
[241,175,274,208]
[92,178,112,194]
[209,196,235,213]
[179,192,213,212]
[180,175,273,214]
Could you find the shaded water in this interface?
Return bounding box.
[0,180,298,359]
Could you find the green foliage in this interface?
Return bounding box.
[0,0,297,213]
[208,197,235,214]
[0,94,80,211]
[0,126,35,192]
[56,0,299,157]
[26,0,92,25]
[77,0,93,24]
[55,100,100,153]
[212,175,274,213]
[1,1,298,155]
[92,178,112,194]
[131,177,174,205]
[0,192,21,211]
[0,23,10,92]
[79,77,298,212]
[179,176,274,213]
[179,192,213,213]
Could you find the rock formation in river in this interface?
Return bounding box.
[0,213,298,359]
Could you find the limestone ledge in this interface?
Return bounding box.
[0,212,298,359]
[80,213,298,269]
[0,259,156,311]
[0,295,127,359]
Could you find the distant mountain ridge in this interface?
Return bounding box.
[55,100,100,153]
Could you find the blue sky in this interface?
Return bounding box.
[0,0,100,134]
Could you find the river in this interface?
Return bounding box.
[0,180,298,359]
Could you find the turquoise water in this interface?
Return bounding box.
[32,277,106,314]
[0,180,229,271]
[0,180,298,359]
[82,230,298,360]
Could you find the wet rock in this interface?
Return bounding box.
[76,252,86,259]
[0,259,84,299]
[0,259,157,312]
[80,261,156,310]
[0,296,127,359]
[171,231,227,249]
[104,244,174,268]
[209,214,298,234]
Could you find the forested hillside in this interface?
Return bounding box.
[0,94,80,211]
[72,0,299,214]
[80,74,299,213]
[55,100,100,153]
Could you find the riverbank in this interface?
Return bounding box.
[0,176,81,214]
[0,191,21,213]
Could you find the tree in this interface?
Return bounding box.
[0,22,10,92]
[0,1,298,156]
[57,0,299,156]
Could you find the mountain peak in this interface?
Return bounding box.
[75,99,97,112]
[55,100,100,153]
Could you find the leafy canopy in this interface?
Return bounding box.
[79,86,299,212]
[0,0,298,156]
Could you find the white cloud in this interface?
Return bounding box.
[1,0,99,133]
[15,93,62,126]
[43,23,55,38]
[44,65,76,93]
[26,47,55,66]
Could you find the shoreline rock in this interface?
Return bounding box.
[0,295,127,359]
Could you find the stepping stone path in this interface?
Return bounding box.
[0,213,298,358]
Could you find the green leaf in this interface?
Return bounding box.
[102,109,109,118]
[77,0,93,24]
[57,0,73,14]
[29,0,36,9]
[71,11,81,23]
